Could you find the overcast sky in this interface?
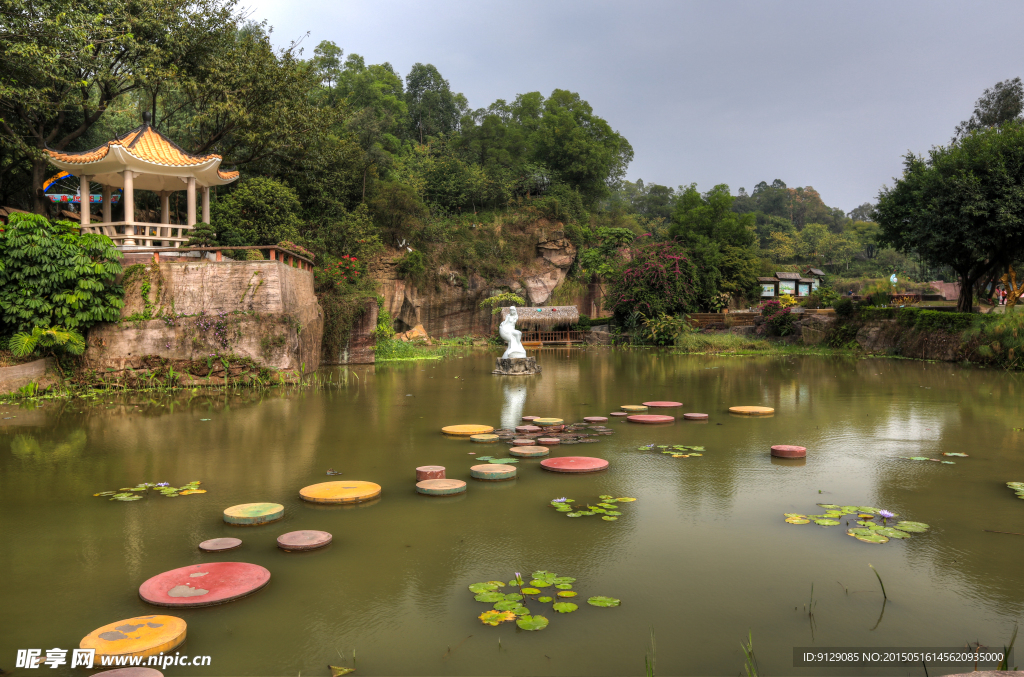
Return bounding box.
[246,0,1024,213]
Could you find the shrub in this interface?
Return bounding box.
[833,297,855,318]
[641,313,692,346]
[396,250,428,281]
[212,177,302,246]
[277,241,315,260]
[607,239,708,324]
[0,213,124,333]
[761,300,796,336]
[480,292,526,315]
[185,222,218,247]
[9,325,85,357]
[315,255,364,288]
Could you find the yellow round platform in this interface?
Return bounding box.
[80,615,186,658]
[300,480,382,504]
[470,434,499,443]
[728,406,775,415]
[533,417,563,426]
[441,424,495,436]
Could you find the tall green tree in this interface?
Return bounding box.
[955,77,1023,141]
[405,63,466,143]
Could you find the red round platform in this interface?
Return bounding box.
[415,465,446,481]
[277,530,332,551]
[540,456,609,473]
[516,425,541,433]
[683,413,709,420]
[521,416,538,421]
[139,562,270,607]
[626,414,675,424]
[770,444,807,458]
[511,438,536,445]
[198,537,241,552]
[584,416,608,423]
[537,437,561,445]
[610,412,629,417]
[643,401,683,408]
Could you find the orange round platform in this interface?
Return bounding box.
[299,480,381,504]
[442,424,495,436]
[729,406,775,415]
[80,616,186,658]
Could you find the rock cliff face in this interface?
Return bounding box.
[375,219,577,337]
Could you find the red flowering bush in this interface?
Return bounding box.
[276,240,315,261]
[761,299,796,336]
[315,254,364,288]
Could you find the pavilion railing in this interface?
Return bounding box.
[521,331,585,343]
[117,245,315,271]
[80,221,195,247]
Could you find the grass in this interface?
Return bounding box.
[671,332,855,357]
[374,338,450,362]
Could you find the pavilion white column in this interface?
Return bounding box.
[201,186,210,224]
[122,170,136,246]
[186,177,196,226]
[79,175,91,226]
[101,185,112,223]
[160,192,170,224]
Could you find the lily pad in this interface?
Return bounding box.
[905,456,931,461]
[529,580,551,588]
[469,582,498,593]
[689,453,703,457]
[875,527,911,539]
[784,513,807,518]
[556,590,577,597]
[1007,482,1024,490]
[813,519,841,526]
[555,583,573,589]
[114,495,142,501]
[510,605,530,616]
[590,508,607,514]
[856,520,876,527]
[598,495,613,500]
[943,452,969,457]
[671,454,687,458]
[553,577,576,583]
[894,521,930,533]
[578,511,595,516]
[475,592,506,603]
[516,615,549,631]
[479,609,516,626]
[94,491,116,497]
[566,512,583,517]
[839,506,860,513]
[538,596,553,603]
[179,489,206,495]
[552,602,578,613]
[503,593,522,601]
[587,596,620,607]
[857,507,879,513]
[817,503,840,509]
[531,571,556,581]
[520,587,541,595]
[857,514,874,519]
[847,528,889,544]
[489,458,518,464]
[785,518,810,524]
[493,600,521,611]
[606,511,622,516]
[475,456,494,461]
[597,503,617,509]
[554,505,573,512]
[602,516,618,521]
[615,497,637,502]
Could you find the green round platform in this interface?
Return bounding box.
[416,479,468,495]
[222,502,284,526]
[470,434,499,443]
[509,445,549,457]
[470,464,517,481]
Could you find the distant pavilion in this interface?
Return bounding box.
[45,112,238,248]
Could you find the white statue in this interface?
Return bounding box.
[499,306,527,359]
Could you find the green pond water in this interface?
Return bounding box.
[1,349,1023,677]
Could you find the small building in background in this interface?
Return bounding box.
[758,271,820,299]
[803,268,826,291]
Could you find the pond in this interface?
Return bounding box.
[1,349,1022,676]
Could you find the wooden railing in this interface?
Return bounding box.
[80,221,194,246]
[118,245,315,271]
[521,331,586,344]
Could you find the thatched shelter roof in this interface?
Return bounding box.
[500,305,580,328]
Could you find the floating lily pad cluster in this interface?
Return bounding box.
[469,570,620,631]
[784,503,930,544]
[472,456,519,464]
[638,444,704,458]
[94,481,205,501]
[899,453,965,464]
[1007,482,1024,500]
[550,495,636,520]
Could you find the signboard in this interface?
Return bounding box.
[779,280,796,295]
[761,284,775,297]
[811,280,819,290]
[46,194,120,204]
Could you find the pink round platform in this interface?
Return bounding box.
[537,437,561,445]
[511,438,536,445]
[683,413,709,420]
[540,456,609,473]
[770,444,807,458]
[626,414,675,424]
[516,425,541,433]
[277,530,332,551]
[610,412,629,417]
[198,537,242,552]
[521,416,538,421]
[415,465,446,481]
[139,562,270,607]
[643,401,683,408]
[584,416,608,423]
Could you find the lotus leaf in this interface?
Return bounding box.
[857,514,874,519]
[785,518,810,524]
[521,588,541,595]
[529,580,551,588]
[943,453,968,457]
[591,508,607,514]
[1007,482,1024,490]
[814,519,841,526]
[941,461,956,464]
[553,577,576,583]
[602,516,618,521]
[856,520,875,527]
[552,602,578,613]
[479,610,516,626]
[875,527,911,539]
[847,528,889,544]
[906,456,931,461]
[503,593,522,601]
[493,600,521,611]
[538,596,553,603]
[671,454,687,458]
[114,496,142,501]
[113,493,133,498]
[475,456,494,461]
[606,511,622,516]
[566,512,583,517]
[599,495,613,500]
[597,503,617,509]
[615,497,637,502]
[475,592,506,603]
[557,591,577,597]
[587,596,620,607]
[469,582,498,593]
[578,511,595,516]
[689,453,703,457]
[94,491,116,497]
[894,521,929,533]
[817,504,840,509]
[179,489,205,495]
[555,583,572,590]
[839,506,860,513]
[784,513,806,518]
[516,615,549,631]
[489,458,518,464]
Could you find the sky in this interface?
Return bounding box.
[245,0,1024,213]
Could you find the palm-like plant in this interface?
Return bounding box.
[9,326,86,358]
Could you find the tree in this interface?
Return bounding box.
[847,202,875,222]
[405,63,466,142]
[185,222,218,247]
[955,77,1023,140]
[211,178,302,246]
[876,121,1024,312]
[0,213,124,333]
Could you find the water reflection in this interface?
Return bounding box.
[500,382,527,429]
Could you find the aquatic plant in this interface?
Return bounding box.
[94,481,204,500]
[551,495,634,520]
[637,444,705,459]
[783,503,929,544]
[900,456,955,464]
[467,570,619,630]
[1007,481,1024,499]
[878,509,895,524]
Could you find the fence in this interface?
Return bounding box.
[118,246,314,271]
[521,331,586,344]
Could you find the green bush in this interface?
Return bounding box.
[896,307,981,333]
[396,249,428,281]
[185,222,218,247]
[0,213,124,333]
[212,177,302,246]
[833,297,855,318]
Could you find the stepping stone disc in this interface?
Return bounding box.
[621,405,648,413]
[416,465,446,481]
[94,670,164,677]
[470,434,499,443]
[277,530,332,551]
[509,445,550,457]
[300,480,381,504]
[626,414,675,424]
[584,416,608,423]
[515,425,541,433]
[470,464,517,481]
[537,437,561,445]
[521,416,538,421]
[416,479,468,495]
[683,413,709,420]
[80,615,186,659]
[441,424,494,436]
[534,417,564,426]
[643,401,683,408]
[729,406,775,415]
[540,456,609,473]
[610,412,629,417]
[198,537,242,552]
[770,444,807,458]
[511,438,536,445]
[139,562,270,608]
[223,502,284,526]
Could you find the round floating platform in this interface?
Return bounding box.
[509,445,550,457]
[626,414,675,424]
[415,465,446,481]
[139,562,270,608]
[198,537,242,553]
[441,424,495,436]
[416,479,468,495]
[511,438,536,446]
[683,413,709,420]
[521,415,538,421]
[534,417,563,426]
[80,616,186,659]
[515,425,541,433]
[621,405,649,413]
[584,416,608,423]
[94,669,164,677]
[470,464,517,481]
[643,401,683,408]
[470,434,499,444]
[223,502,283,526]
[770,444,807,458]
[729,406,775,416]
[299,480,381,504]
[610,411,629,417]
[537,437,561,445]
[277,530,332,551]
[541,456,609,473]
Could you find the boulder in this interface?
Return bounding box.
[493,356,542,375]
